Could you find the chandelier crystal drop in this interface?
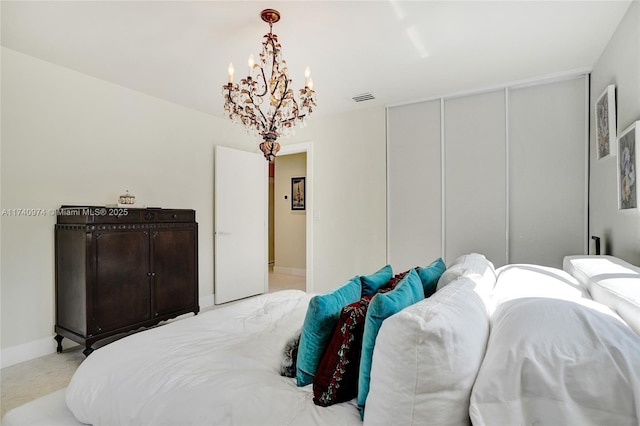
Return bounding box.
[222,8,317,162]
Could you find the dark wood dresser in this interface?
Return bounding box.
[54,206,199,355]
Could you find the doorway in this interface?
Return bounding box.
[267,142,313,293]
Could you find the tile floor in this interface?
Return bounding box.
[0,345,84,419]
[0,271,306,419]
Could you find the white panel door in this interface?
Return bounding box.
[214,145,267,304]
[509,77,587,268]
[387,100,442,271]
[444,90,507,267]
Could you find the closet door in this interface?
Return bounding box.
[387,101,442,271]
[444,91,507,267]
[509,77,587,268]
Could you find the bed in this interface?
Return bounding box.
[3,254,640,426]
[5,290,361,426]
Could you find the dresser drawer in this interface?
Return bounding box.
[142,209,195,223]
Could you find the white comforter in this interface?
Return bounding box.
[66,290,362,426]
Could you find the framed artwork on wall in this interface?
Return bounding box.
[291,177,305,210]
[617,121,639,211]
[595,84,617,160]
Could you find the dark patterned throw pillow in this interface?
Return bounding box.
[377,270,410,294]
[312,296,372,406]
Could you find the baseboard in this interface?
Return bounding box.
[1,336,79,369]
[1,294,216,369]
[200,293,215,309]
[272,266,306,277]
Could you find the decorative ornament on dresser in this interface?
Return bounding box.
[118,190,135,205]
[222,8,316,162]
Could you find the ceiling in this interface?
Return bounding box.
[1,1,633,119]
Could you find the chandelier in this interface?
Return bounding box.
[222,8,316,162]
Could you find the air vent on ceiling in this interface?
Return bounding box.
[352,93,375,103]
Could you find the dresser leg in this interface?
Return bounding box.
[54,335,64,353]
[83,347,94,357]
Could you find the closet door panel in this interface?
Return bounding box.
[509,77,587,268]
[444,91,507,267]
[387,101,442,271]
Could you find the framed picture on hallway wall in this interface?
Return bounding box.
[617,121,639,211]
[595,84,617,160]
[291,177,305,210]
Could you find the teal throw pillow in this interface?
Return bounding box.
[361,264,393,296]
[296,276,362,386]
[416,258,446,298]
[357,268,424,417]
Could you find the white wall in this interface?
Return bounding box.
[286,108,388,292]
[590,0,640,263]
[274,153,306,275]
[0,48,387,365]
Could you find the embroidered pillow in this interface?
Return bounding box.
[296,276,362,386]
[378,270,410,293]
[357,268,425,417]
[416,258,446,298]
[361,265,393,296]
[312,296,372,406]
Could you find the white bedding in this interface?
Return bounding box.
[66,290,362,426]
[6,259,640,426]
[470,297,640,426]
[564,255,640,335]
[2,389,86,426]
[493,264,590,306]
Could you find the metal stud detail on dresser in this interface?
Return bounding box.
[54,206,199,356]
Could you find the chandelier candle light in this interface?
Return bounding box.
[222,8,316,162]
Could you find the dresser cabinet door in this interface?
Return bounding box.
[92,230,151,334]
[151,228,197,317]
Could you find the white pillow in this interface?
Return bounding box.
[492,264,590,309]
[563,255,640,335]
[364,278,490,426]
[436,253,496,297]
[563,255,640,291]
[470,297,640,426]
